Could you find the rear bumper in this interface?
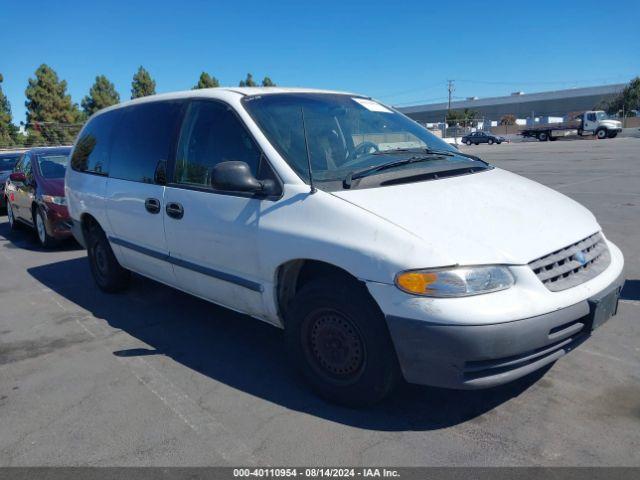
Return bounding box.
[384,272,624,389]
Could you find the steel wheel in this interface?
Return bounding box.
[92,240,110,284]
[303,308,366,383]
[596,129,607,139]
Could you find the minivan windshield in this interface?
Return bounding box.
[243,93,485,189]
[37,154,69,179]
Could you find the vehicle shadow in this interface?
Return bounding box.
[0,216,82,252]
[621,279,640,302]
[27,256,550,431]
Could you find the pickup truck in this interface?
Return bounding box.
[520,110,622,141]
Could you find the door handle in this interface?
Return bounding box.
[144,198,161,214]
[165,202,184,219]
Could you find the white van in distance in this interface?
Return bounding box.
[65,88,624,406]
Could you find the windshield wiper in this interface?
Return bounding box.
[343,152,451,188]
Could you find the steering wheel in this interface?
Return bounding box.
[343,141,380,167]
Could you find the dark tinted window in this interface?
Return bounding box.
[110,101,183,183]
[174,101,262,187]
[71,110,119,174]
[0,154,21,172]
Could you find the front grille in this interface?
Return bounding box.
[529,232,610,291]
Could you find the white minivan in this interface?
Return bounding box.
[66,88,624,406]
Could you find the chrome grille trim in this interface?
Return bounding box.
[529,232,610,291]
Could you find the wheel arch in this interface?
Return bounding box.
[274,258,374,327]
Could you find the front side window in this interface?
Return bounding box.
[174,100,263,188]
[110,101,183,183]
[242,93,477,189]
[37,154,69,179]
[587,113,597,122]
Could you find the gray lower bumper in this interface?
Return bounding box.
[386,274,625,389]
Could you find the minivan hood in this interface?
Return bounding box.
[332,168,600,265]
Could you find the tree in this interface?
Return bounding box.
[261,76,276,87]
[499,114,517,126]
[131,66,156,99]
[239,73,257,87]
[24,64,83,145]
[0,73,19,147]
[603,77,640,117]
[446,108,479,127]
[82,75,120,116]
[193,72,220,89]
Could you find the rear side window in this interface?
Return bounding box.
[174,101,262,187]
[110,101,183,183]
[71,110,119,174]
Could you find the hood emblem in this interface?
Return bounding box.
[573,251,587,266]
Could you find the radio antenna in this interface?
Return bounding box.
[300,107,316,194]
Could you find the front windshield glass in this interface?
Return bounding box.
[243,93,476,186]
[37,154,69,178]
[0,154,21,172]
[595,111,608,121]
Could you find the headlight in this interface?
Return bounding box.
[395,266,514,297]
[41,195,66,206]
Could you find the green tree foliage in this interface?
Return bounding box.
[0,73,19,147]
[604,77,640,117]
[131,66,156,99]
[261,76,276,87]
[499,114,517,125]
[193,72,220,89]
[24,64,83,146]
[82,75,120,116]
[446,108,479,127]
[239,73,257,87]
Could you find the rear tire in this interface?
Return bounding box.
[538,132,549,142]
[465,140,471,145]
[86,222,131,293]
[285,276,399,407]
[34,207,58,249]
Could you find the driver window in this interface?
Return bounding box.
[174,101,263,188]
[587,113,596,122]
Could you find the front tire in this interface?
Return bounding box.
[596,128,607,139]
[34,207,58,248]
[285,277,399,407]
[7,202,20,231]
[488,138,494,145]
[86,223,131,293]
[538,132,549,141]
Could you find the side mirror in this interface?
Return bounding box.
[211,161,277,196]
[9,172,26,183]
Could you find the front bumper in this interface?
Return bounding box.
[41,203,73,240]
[367,240,625,389]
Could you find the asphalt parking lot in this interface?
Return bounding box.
[1,137,639,466]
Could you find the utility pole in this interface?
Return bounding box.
[447,79,454,112]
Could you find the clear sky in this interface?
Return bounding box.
[1,0,639,123]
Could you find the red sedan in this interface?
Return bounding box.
[5,146,73,248]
